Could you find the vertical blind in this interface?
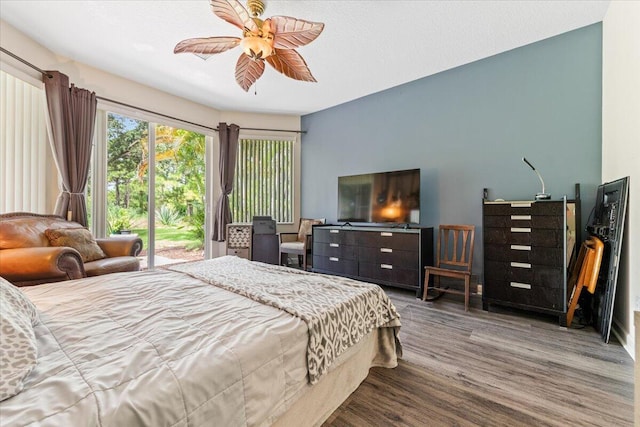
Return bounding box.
[0,70,51,214]
[230,138,293,223]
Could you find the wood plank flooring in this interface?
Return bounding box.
[324,289,634,426]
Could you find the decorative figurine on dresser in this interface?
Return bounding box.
[482,184,581,326]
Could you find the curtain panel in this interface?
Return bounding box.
[212,122,239,241]
[44,71,97,226]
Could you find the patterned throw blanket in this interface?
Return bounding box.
[168,256,402,384]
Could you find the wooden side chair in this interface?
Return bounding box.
[566,236,604,327]
[422,224,476,311]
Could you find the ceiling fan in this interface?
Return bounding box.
[174,0,325,92]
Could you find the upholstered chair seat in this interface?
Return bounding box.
[279,241,305,252]
[83,256,141,277]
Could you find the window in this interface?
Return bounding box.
[230,138,294,223]
[88,111,209,268]
[0,69,56,214]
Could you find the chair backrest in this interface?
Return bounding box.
[0,212,78,249]
[297,218,325,242]
[436,224,475,272]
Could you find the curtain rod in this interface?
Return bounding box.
[0,46,306,135]
[0,46,53,78]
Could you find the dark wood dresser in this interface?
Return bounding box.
[312,225,434,296]
[482,198,579,325]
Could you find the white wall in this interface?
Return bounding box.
[0,20,301,257]
[602,1,640,358]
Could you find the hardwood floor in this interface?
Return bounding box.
[324,289,634,426]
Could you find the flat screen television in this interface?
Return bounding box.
[338,168,420,224]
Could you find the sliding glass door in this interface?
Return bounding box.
[152,124,206,266]
[91,111,207,268]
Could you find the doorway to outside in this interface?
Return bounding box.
[100,112,207,268]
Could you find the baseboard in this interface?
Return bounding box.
[612,316,634,360]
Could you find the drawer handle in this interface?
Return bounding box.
[380,248,393,253]
[511,202,532,208]
[330,230,339,234]
[381,264,393,270]
[510,282,532,290]
[381,232,393,237]
[510,245,531,251]
[329,257,339,262]
[510,262,532,269]
[511,227,531,233]
[511,215,531,220]
[330,243,339,247]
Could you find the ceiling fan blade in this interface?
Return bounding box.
[235,54,265,91]
[210,0,258,32]
[266,49,316,82]
[270,16,324,49]
[174,37,241,58]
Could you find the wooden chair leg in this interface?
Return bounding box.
[422,270,431,301]
[464,275,470,312]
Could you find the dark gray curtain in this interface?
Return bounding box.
[212,122,240,241]
[44,71,97,226]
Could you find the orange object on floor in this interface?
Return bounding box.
[566,236,604,327]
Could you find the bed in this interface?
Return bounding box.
[0,256,401,426]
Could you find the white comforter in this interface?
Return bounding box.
[1,257,400,427]
[1,268,309,426]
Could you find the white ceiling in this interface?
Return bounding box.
[0,1,609,116]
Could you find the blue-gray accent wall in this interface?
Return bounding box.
[301,23,602,276]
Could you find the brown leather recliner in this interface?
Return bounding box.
[0,212,143,286]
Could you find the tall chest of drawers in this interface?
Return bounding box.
[482,198,577,325]
[312,225,434,297]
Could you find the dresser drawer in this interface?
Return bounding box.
[358,262,419,288]
[313,242,357,260]
[226,247,250,259]
[484,215,563,229]
[532,216,564,229]
[484,244,563,266]
[313,229,358,245]
[484,228,564,247]
[357,231,418,250]
[484,281,564,311]
[483,201,564,216]
[484,215,528,228]
[484,261,563,288]
[358,246,419,269]
[313,255,358,276]
[226,224,252,248]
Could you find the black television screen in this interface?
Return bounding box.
[337,168,420,224]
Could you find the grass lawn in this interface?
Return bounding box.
[131,226,202,250]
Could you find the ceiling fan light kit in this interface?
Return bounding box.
[174,0,324,92]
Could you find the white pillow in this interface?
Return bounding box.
[0,277,38,401]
